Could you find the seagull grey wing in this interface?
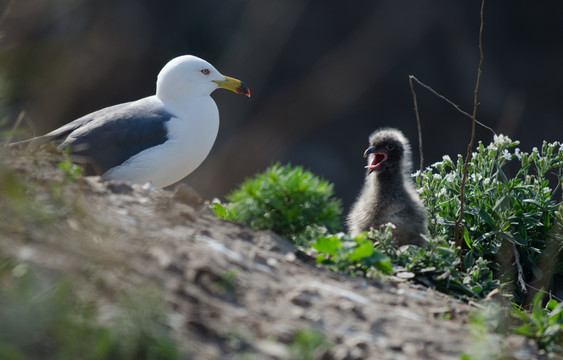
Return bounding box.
[8,102,134,148]
[48,102,133,140]
[62,97,174,176]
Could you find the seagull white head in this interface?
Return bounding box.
[156,55,250,103]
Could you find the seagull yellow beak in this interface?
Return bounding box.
[213,76,251,97]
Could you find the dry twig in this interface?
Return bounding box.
[453,0,486,259]
[409,75,496,136]
[409,76,424,171]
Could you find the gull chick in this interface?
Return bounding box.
[11,55,251,188]
[347,128,427,246]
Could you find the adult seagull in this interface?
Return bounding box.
[11,55,250,188]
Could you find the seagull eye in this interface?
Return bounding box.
[201,69,210,75]
[387,142,396,150]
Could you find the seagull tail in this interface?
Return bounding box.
[6,135,55,149]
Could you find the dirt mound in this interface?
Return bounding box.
[0,150,546,359]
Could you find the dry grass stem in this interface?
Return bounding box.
[3,111,26,148]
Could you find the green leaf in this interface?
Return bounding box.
[522,199,542,208]
[498,231,527,246]
[478,208,496,227]
[371,254,393,274]
[348,241,374,260]
[212,202,228,218]
[464,251,475,269]
[312,236,341,256]
[546,299,559,311]
[493,194,509,212]
[463,227,471,249]
[474,230,501,243]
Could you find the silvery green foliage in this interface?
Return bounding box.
[415,135,562,302]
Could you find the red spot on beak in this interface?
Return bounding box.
[237,81,251,97]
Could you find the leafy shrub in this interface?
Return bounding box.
[371,224,499,298]
[309,135,562,354]
[415,135,563,301]
[214,163,342,244]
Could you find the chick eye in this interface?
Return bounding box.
[201,69,210,75]
[387,142,396,150]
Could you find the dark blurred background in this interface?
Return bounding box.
[1,0,562,210]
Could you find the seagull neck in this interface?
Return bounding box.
[156,92,211,114]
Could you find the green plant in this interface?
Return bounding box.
[415,135,563,301]
[373,225,498,299]
[219,269,238,295]
[0,153,84,232]
[214,163,342,244]
[289,329,331,360]
[58,147,83,182]
[512,291,562,353]
[312,229,393,277]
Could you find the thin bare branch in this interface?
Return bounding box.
[525,283,563,303]
[409,75,424,171]
[454,0,486,256]
[409,75,496,136]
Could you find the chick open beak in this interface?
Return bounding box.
[363,146,388,175]
[213,76,251,97]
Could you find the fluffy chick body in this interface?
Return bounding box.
[347,128,428,246]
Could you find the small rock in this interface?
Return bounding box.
[179,205,197,222]
[254,340,290,359]
[107,181,133,194]
[352,305,367,321]
[402,342,423,356]
[17,246,35,261]
[84,176,106,192]
[288,289,320,308]
[331,344,350,360]
[255,230,295,253]
[173,183,203,206]
[141,182,157,191]
[395,271,416,279]
[290,292,314,308]
[148,247,172,268]
[66,218,81,231]
[284,252,297,262]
